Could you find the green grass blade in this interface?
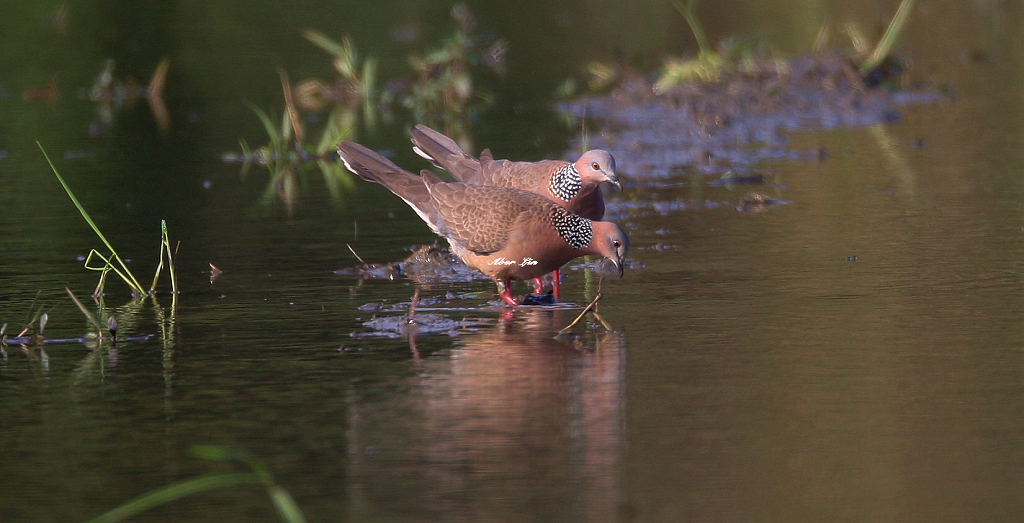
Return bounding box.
[189,445,277,484]
[163,220,178,297]
[189,445,307,523]
[671,0,711,55]
[85,250,138,294]
[149,244,165,294]
[66,287,104,334]
[40,144,111,253]
[190,444,259,465]
[244,100,283,153]
[39,143,146,295]
[361,57,377,129]
[267,485,309,523]
[860,0,915,74]
[86,445,310,523]
[302,29,350,60]
[316,105,355,154]
[149,220,177,296]
[84,472,263,523]
[21,290,43,333]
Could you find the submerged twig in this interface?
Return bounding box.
[589,310,614,331]
[407,287,421,324]
[558,292,603,334]
[346,243,367,266]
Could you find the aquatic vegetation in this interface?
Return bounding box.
[18,56,170,137]
[233,98,358,211]
[65,287,106,335]
[842,0,915,87]
[857,0,915,75]
[41,144,178,301]
[226,34,371,208]
[655,0,728,89]
[43,144,145,296]
[552,0,938,197]
[391,3,502,127]
[229,3,505,209]
[558,3,769,98]
[87,57,171,136]
[649,0,916,92]
[4,147,178,359]
[655,51,729,92]
[85,445,307,523]
[5,292,54,344]
[0,288,156,352]
[299,30,377,127]
[651,0,736,92]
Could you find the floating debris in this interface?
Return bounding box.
[333,263,400,280]
[351,313,488,339]
[336,245,481,284]
[707,171,767,186]
[737,193,790,213]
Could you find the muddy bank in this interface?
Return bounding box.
[560,52,945,181]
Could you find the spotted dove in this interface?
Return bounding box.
[338,141,629,307]
[409,124,620,296]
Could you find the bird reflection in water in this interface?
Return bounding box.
[344,307,626,521]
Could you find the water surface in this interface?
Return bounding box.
[3,1,1024,522]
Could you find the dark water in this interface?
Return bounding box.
[3,1,1024,522]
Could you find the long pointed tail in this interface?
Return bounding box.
[337,141,442,233]
[337,141,409,186]
[409,124,481,182]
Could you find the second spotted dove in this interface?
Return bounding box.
[409,124,620,297]
[337,140,629,307]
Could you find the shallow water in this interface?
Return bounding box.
[3,2,1024,522]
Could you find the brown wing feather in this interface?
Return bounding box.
[424,180,553,255]
[480,156,566,193]
[411,125,569,193]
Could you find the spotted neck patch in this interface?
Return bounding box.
[550,207,593,249]
[550,164,583,202]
